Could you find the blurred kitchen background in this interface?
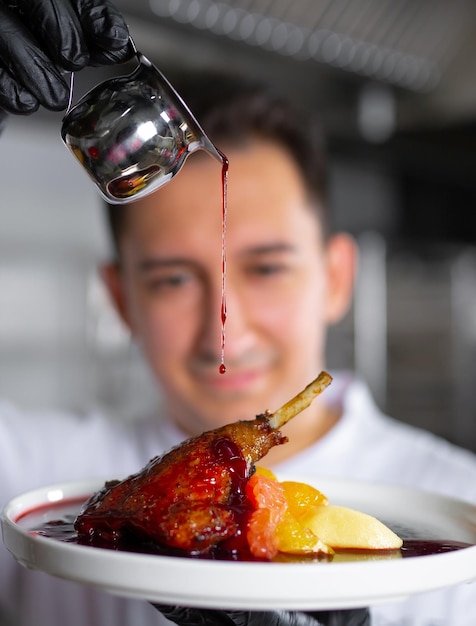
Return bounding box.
[1,0,475,451]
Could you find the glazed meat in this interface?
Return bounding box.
[75,371,332,556]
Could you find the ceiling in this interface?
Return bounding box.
[110,0,476,139]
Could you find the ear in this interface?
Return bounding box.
[100,263,134,333]
[324,233,357,324]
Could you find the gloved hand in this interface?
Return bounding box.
[0,0,132,115]
[153,605,371,626]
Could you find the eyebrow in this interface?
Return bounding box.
[238,242,297,257]
[137,257,193,273]
[135,242,297,272]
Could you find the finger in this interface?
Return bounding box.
[70,0,133,65]
[88,44,133,65]
[0,67,39,114]
[0,4,69,111]
[16,0,89,71]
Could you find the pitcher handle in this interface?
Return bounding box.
[64,36,139,117]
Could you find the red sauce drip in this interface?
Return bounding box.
[217,149,228,375]
[211,438,248,501]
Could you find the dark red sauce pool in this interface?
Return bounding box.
[16,498,472,563]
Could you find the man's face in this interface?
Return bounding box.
[106,139,352,439]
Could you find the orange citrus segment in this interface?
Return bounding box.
[247,508,279,559]
[254,465,278,480]
[280,480,328,518]
[276,511,333,555]
[246,473,287,559]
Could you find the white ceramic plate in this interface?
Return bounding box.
[2,477,476,610]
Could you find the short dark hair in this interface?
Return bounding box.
[105,70,328,255]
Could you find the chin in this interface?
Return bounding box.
[170,375,297,434]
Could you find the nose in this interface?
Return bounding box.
[196,279,256,367]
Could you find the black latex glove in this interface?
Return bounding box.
[0,0,132,115]
[153,606,371,626]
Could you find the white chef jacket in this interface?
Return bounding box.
[1,372,475,626]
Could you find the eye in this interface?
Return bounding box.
[249,262,289,277]
[145,270,193,292]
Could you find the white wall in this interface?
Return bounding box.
[0,116,157,417]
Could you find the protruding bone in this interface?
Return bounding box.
[266,371,333,430]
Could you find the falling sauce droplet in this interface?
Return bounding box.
[218,149,229,375]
